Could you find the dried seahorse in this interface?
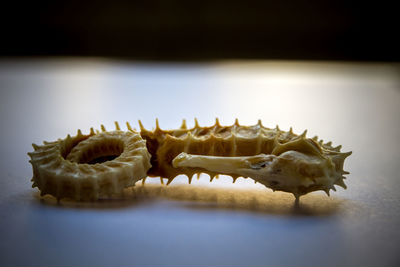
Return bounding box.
[28,119,351,201]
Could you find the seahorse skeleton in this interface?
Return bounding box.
[28,119,351,201]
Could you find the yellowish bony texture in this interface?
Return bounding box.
[28,119,351,201]
[28,128,151,201]
[142,119,351,198]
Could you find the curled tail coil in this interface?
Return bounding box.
[28,124,151,201]
[28,119,351,201]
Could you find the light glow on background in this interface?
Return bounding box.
[1,59,400,267]
[1,59,399,190]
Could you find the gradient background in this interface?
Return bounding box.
[1,2,400,267]
[2,0,399,61]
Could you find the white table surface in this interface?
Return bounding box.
[0,59,399,267]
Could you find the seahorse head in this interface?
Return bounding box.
[172,137,351,198]
[242,150,349,197]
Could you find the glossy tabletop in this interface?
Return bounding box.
[0,59,399,267]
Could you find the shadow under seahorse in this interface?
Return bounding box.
[36,183,345,216]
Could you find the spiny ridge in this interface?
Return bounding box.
[139,119,351,198]
[29,119,351,201]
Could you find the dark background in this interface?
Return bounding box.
[2,0,399,61]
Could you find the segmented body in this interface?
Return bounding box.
[28,119,351,201]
